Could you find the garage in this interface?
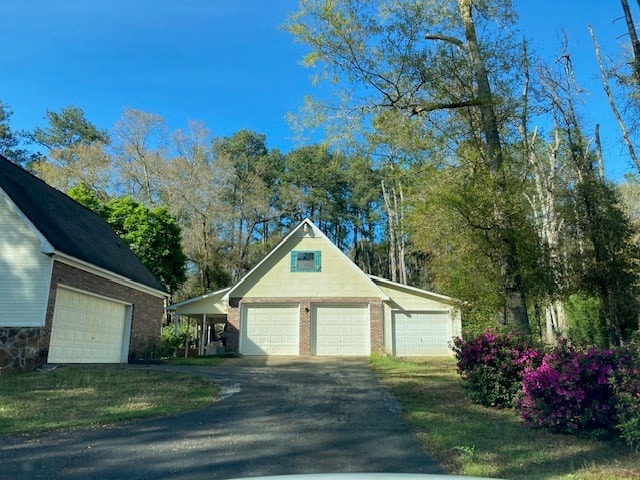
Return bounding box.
[48,288,130,363]
[393,311,453,356]
[241,304,300,355]
[312,304,370,356]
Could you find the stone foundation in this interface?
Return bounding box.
[0,327,46,373]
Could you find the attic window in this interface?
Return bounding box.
[291,250,321,272]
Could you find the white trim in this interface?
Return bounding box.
[53,253,168,299]
[0,187,54,254]
[369,275,457,304]
[223,219,389,301]
[121,304,133,362]
[57,284,133,306]
[167,287,231,310]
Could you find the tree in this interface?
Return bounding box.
[66,182,105,214]
[67,187,187,294]
[0,100,29,165]
[212,130,282,282]
[285,145,350,247]
[112,108,168,205]
[287,0,531,334]
[540,49,640,347]
[163,121,232,295]
[29,105,109,154]
[27,105,112,192]
[103,197,186,294]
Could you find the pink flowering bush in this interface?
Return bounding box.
[452,330,542,407]
[516,339,617,436]
[609,344,640,450]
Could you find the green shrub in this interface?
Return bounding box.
[157,323,193,358]
[610,344,640,450]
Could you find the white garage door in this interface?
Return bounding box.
[313,304,370,356]
[393,311,452,356]
[241,304,299,355]
[48,288,129,363]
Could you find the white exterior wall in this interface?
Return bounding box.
[0,195,53,326]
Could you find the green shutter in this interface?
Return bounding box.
[290,252,298,272]
[314,251,322,271]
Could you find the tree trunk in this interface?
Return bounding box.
[621,0,640,82]
[589,25,640,173]
[458,0,530,334]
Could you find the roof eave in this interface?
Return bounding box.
[54,252,169,298]
[369,275,457,304]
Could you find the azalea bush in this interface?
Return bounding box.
[516,339,617,437]
[452,330,542,407]
[455,331,640,449]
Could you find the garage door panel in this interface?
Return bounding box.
[313,305,370,356]
[48,289,128,364]
[241,304,299,356]
[393,311,452,356]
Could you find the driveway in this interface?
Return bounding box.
[0,357,441,480]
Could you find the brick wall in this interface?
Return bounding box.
[227,297,384,356]
[0,261,165,372]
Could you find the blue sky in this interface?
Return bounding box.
[1,1,637,179]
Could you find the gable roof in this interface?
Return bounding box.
[223,218,389,301]
[0,155,166,294]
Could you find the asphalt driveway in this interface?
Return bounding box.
[0,357,441,480]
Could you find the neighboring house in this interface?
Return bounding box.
[0,155,168,372]
[169,219,461,357]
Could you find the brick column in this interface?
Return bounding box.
[299,302,311,356]
[226,298,241,351]
[369,301,384,354]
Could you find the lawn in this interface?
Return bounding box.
[370,355,640,480]
[0,365,219,435]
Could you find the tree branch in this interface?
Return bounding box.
[425,34,466,51]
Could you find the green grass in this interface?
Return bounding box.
[0,366,219,435]
[370,355,640,480]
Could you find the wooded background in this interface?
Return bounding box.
[3,0,640,347]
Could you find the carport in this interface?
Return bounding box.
[166,288,229,356]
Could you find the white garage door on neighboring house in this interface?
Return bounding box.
[313,304,370,356]
[48,288,130,363]
[393,311,453,356]
[241,304,300,355]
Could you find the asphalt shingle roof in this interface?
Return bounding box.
[0,155,166,293]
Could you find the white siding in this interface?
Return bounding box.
[232,235,381,299]
[0,195,53,327]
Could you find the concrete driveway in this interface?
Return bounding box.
[0,358,441,480]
